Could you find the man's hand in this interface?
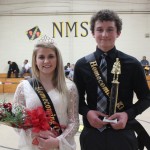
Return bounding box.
[87,110,108,128]
[107,112,128,130]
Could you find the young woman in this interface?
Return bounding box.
[13,41,79,150]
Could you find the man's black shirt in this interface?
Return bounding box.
[74,46,150,128]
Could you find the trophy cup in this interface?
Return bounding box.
[103,58,121,123]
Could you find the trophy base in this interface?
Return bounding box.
[103,117,117,124]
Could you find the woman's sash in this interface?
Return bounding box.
[28,78,62,135]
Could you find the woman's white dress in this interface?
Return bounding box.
[13,79,79,150]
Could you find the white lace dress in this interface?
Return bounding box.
[12,79,79,150]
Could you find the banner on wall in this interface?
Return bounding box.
[26,26,41,40]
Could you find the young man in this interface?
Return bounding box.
[74,9,150,150]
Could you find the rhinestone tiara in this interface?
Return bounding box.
[38,35,55,44]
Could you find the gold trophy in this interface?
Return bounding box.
[109,58,121,116]
[103,58,121,123]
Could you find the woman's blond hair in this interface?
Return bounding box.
[32,41,67,94]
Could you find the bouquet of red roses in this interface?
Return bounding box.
[0,100,51,133]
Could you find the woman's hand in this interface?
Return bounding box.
[37,134,59,150]
[32,130,59,150]
[32,125,66,149]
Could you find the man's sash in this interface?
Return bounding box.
[85,53,110,99]
[28,78,62,135]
